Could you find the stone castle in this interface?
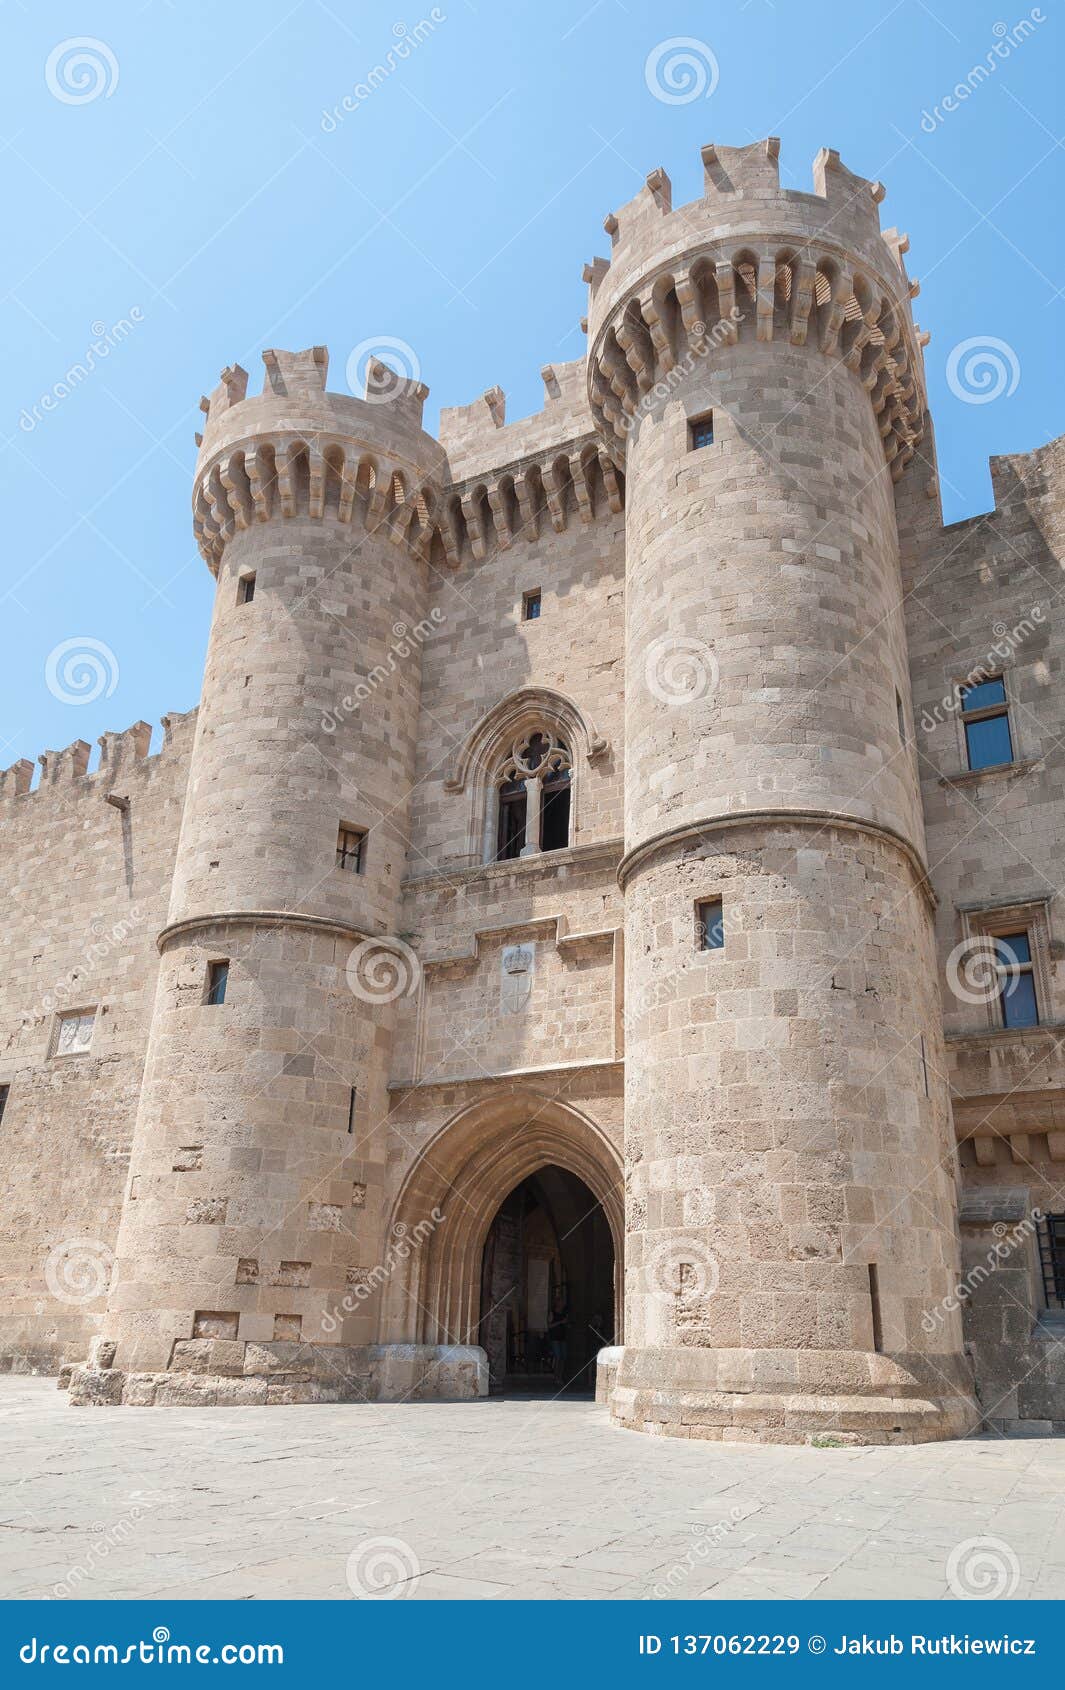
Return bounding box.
[2,138,1063,1442]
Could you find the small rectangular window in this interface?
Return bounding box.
[696,898,724,951]
[522,589,542,621]
[689,411,714,450]
[993,930,1039,1029]
[0,1084,8,1125]
[53,1010,95,1057]
[336,826,366,873]
[205,961,229,1006]
[960,674,1013,770]
[237,572,256,605]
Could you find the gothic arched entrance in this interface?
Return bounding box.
[479,1166,615,1394]
[380,1091,623,1370]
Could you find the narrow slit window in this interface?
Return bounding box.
[522,589,542,621]
[896,689,906,740]
[347,1086,357,1136]
[868,1263,883,1353]
[689,411,714,450]
[205,961,229,1006]
[960,675,1013,770]
[697,898,724,951]
[0,1084,9,1125]
[993,930,1039,1030]
[236,572,256,605]
[336,826,366,873]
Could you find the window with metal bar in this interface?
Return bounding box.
[336,826,366,873]
[689,411,714,450]
[1039,1214,1065,1310]
[992,930,1039,1029]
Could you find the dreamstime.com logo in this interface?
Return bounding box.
[20,1628,283,1666]
[345,1535,421,1598]
[45,638,119,706]
[946,1536,1022,1599]
[946,336,1020,405]
[321,1209,444,1334]
[346,936,422,1003]
[321,13,447,131]
[922,1213,1041,1332]
[45,38,119,104]
[645,634,719,706]
[644,37,719,105]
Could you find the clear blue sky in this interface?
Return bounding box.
[1,0,1062,771]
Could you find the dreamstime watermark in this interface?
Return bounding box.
[44,1237,114,1306]
[322,611,444,732]
[919,607,1044,734]
[40,907,144,1017]
[345,337,422,402]
[946,336,1020,405]
[652,1506,747,1598]
[644,37,719,105]
[45,38,119,105]
[345,1535,421,1598]
[645,633,719,706]
[922,1212,1042,1332]
[45,638,119,706]
[19,310,145,433]
[946,1536,1021,1599]
[920,13,1045,132]
[321,14,446,131]
[346,936,422,1003]
[621,309,742,436]
[321,1209,445,1335]
[52,1494,165,1599]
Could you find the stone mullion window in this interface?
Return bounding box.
[492,728,572,862]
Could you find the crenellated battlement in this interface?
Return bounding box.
[194,346,622,573]
[193,345,445,571]
[0,711,196,811]
[584,138,925,479]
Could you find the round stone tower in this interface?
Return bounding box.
[84,346,449,1403]
[588,141,976,1442]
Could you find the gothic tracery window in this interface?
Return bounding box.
[493,728,572,861]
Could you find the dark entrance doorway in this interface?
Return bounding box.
[478,1164,615,1394]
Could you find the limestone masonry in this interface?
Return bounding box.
[3,139,1064,1442]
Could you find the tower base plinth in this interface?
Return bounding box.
[603,1347,978,1446]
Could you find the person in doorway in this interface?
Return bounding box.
[547,1288,569,1384]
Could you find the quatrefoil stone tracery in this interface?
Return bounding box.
[497,730,572,785]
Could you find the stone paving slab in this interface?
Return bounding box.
[1,1378,1064,1601]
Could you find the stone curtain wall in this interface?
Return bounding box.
[0,713,195,1371]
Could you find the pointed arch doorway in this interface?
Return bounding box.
[479,1165,615,1394]
[381,1091,623,1394]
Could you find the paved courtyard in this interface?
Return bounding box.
[1,1377,1064,1601]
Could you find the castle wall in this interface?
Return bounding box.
[0,713,195,1371]
[899,434,1065,1429]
